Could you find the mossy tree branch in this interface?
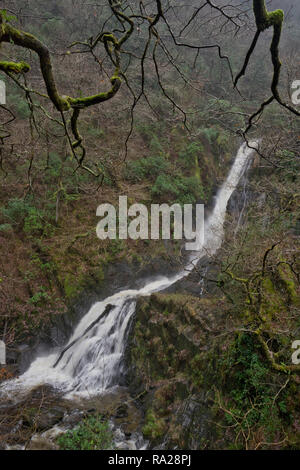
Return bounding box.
[0,6,128,171]
[0,60,30,74]
[236,1,300,123]
[221,241,300,374]
[0,20,122,112]
[254,330,300,373]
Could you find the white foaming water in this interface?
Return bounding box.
[0,142,257,399]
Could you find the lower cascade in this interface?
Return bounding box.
[0,142,257,400]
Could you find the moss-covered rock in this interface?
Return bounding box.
[126,293,225,448]
[126,279,300,449]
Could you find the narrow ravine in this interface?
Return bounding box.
[0,141,257,401]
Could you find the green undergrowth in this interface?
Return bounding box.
[57,415,114,450]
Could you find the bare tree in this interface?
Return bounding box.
[0,1,298,173]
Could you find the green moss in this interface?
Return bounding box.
[267,9,284,26]
[68,74,121,108]
[253,1,284,30]
[261,277,285,320]
[0,60,30,73]
[190,354,205,387]
[277,264,300,306]
[63,273,84,300]
[97,265,105,284]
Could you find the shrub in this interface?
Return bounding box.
[125,155,170,182]
[179,142,203,168]
[1,198,31,225]
[149,135,164,154]
[200,126,232,153]
[24,207,45,235]
[201,127,219,145]
[57,415,114,450]
[87,126,105,138]
[28,288,50,305]
[108,238,125,256]
[1,198,46,235]
[46,152,62,180]
[136,121,165,143]
[151,174,204,204]
[0,223,13,233]
[142,410,166,440]
[217,333,290,446]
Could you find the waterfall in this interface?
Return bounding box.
[0,141,257,399]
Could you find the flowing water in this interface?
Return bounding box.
[0,141,257,400]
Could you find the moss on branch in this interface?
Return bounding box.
[0,60,30,74]
[254,329,300,373]
[235,1,300,124]
[0,18,122,113]
[251,1,293,110]
[0,8,127,162]
[0,21,70,111]
[253,1,284,31]
[67,73,122,108]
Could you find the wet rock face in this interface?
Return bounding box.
[62,409,86,427]
[26,406,65,431]
[174,393,216,450]
[0,385,66,448]
[0,385,147,450]
[125,293,223,449]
